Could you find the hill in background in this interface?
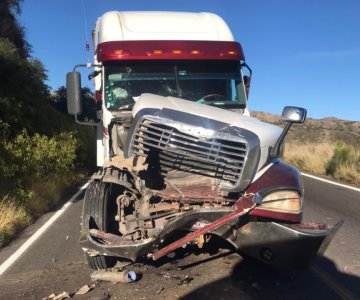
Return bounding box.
[251,111,360,146]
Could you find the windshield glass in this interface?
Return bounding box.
[104,61,246,111]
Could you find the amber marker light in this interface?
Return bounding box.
[227,50,237,55]
[152,50,163,55]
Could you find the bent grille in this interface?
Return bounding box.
[130,119,248,185]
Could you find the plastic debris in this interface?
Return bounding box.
[75,284,95,295]
[91,270,137,283]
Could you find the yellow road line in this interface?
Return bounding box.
[311,265,356,300]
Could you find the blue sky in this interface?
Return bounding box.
[20,0,360,121]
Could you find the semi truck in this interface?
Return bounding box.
[66,11,342,270]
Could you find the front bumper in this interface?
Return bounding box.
[234,220,343,269]
[79,206,343,269]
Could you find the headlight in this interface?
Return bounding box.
[259,190,302,213]
[250,190,303,222]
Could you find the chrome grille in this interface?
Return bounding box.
[131,119,247,185]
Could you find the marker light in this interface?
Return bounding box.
[152,50,163,55]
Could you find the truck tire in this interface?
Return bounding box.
[82,180,117,269]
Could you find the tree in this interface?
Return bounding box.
[0,0,30,59]
[0,1,61,136]
[50,86,98,121]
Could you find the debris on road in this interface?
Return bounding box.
[42,291,70,300]
[75,284,95,295]
[91,270,137,283]
[156,287,164,295]
[177,275,193,285]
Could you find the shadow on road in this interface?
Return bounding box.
[179,255,360,300]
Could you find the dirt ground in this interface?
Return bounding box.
[0,250,239,299]
[0,241,343,300]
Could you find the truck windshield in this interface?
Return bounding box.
[104,61,246,111]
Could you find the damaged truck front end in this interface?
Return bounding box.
[66,11,342,271]
[76,94,342,270]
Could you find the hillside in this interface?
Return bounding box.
[251,111,360,146]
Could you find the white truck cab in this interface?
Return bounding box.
[66,11,340,272]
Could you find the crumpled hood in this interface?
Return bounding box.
[132,93,283,171]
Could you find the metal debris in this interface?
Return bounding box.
[177,275,193,285]
[104,155,148,172]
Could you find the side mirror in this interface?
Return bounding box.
[66,71,82,115]
[269,106,307,160]
[281,106,307,124]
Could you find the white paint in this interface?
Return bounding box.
[302,173,360,193]
[96,11,234,44]
[0,182,89,276]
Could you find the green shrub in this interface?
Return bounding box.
[0,129,79,205]
[326,142,357,176]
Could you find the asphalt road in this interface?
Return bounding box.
[0,175,359,300]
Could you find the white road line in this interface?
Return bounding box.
[301,173,360,193]
[0,182,89,276]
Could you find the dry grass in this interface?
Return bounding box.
[332,161,360,186]
[0,196,31,247]
[284,142,334,175]
[0,172,86,247]
[284,141,360,186]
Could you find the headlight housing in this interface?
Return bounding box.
[250,190,303,222]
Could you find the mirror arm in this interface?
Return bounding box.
[74,114,101,126]
[269,122,293,160]
[73,63,102,72]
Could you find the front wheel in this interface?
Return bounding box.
[82,181,117,269]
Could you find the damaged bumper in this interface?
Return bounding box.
[80,203,343,270]
[234,219,344,269]
[79,208,236,261]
